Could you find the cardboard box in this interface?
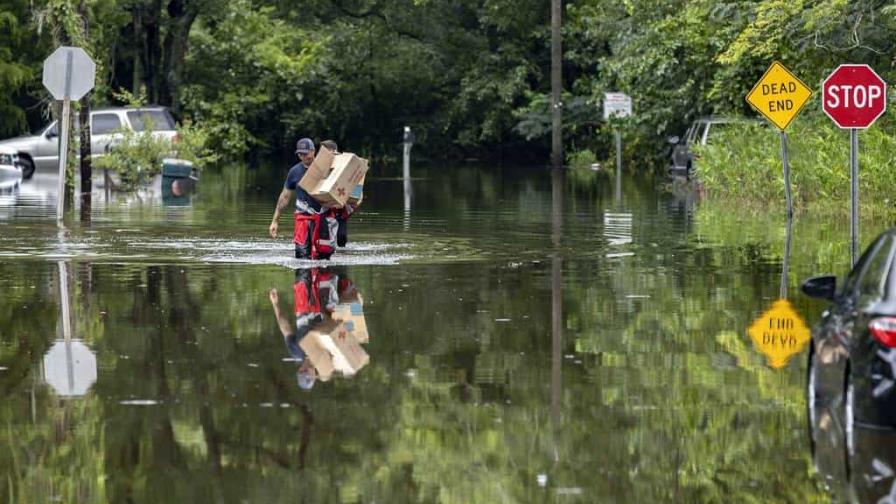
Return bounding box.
[311,153,368,208]
[298,146,336,195]
[300,318,369,378]
[331,331,369,375]
[299,328,336,381]
[315,323,369,376]
[333,293,368,343]
[347,174,365,205]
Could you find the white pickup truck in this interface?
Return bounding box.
[0,106,177,179]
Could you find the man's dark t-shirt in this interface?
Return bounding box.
[285,162,322,214]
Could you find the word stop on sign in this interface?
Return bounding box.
[825,84,884,109]
[822,64,887,128]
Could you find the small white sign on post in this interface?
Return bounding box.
[42,46,96,222]
[603,92,632,120]
[604,93,632,187]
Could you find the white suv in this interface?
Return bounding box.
[0,106,177,179]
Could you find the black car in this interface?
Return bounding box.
[809,390,896,502]
[804,230,896,448]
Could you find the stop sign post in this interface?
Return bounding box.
[822,64,887,265]
[42,46,96,222]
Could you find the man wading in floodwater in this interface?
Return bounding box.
[269,138,340,259]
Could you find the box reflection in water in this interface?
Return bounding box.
[272,268,369,390]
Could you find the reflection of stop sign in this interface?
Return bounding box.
[43,340,97,397]
[822,64,887,129]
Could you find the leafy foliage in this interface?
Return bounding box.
[696,110,896,214]
[94,118,217,191]
[0,0,49,135]
[5,0,896,164]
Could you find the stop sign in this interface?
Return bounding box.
[822,64,887,129]
[42,46,95,101]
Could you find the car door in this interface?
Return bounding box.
[670,123,699,169]
[90,112,125,156]
[33,116,84,171]
[813,236,895,404]
[32,123,61,170]
[851,236,896,423]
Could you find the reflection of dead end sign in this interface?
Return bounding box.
[747,299,811,369]
[603,93,632,120]
[43,340,97,397]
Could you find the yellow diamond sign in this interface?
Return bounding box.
[747,298,811,369]
[746,61,813,130]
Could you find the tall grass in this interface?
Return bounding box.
[695,109,896,215]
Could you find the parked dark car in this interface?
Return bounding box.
[804,229,896,457]
[809,387,896,502]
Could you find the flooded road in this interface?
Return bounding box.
[0,163,885,502]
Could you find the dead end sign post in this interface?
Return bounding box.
[822,64,887,266]
[42,46,96,222]
[746,61,813,218]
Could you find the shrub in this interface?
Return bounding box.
[695,109,896,215]
[566,149,599,169]
[94,119,218,191]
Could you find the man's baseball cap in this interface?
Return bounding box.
[295,138,315,154]
[297,368,316,390]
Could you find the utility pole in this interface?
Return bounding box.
[551,0,562,168]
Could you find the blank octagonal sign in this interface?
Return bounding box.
[42,46,96,100]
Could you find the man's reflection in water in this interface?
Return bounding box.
[269,268,367,390]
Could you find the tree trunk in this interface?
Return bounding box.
[131,0,197,110]
[79,94,92,219]
[160,0,198,113]
[78,2,92,215]
[135,0,163,103]
[550,0,563,168]
[132,7,143,95]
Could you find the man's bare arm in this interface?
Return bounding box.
[269,289,293,337]
[270,188,293,237]
[273,188,293,221]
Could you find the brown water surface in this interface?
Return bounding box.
[0,163,874,502]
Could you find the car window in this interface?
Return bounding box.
[127,110,175,131]
[857,235,895,302]
[842,235,893,299]
[91,113,122,135]
[686,123,699,144]
[689,123,708,145]
[0,153,14,165]
[682,124,694,144]
[44,117,81,137]
[705,122,734,144]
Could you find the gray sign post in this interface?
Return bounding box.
[402,126,414,229]
[821,64,887,266]
[42,46,96,222]
[603,93,632,203]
